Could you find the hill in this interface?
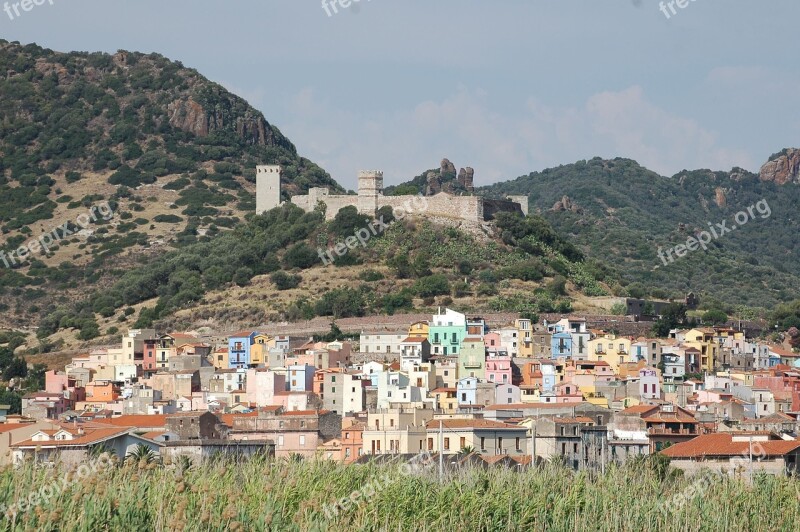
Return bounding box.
[480,155,800,309]
[0,41,341,327]
[31,202,614,351]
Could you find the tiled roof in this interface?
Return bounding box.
[12,426,131,448]
[425,419,521,430]
[662,433,800,458]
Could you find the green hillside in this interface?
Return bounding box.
[0,41,341,327]
[480,157,800,309]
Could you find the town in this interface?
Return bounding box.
[5,307,800,476]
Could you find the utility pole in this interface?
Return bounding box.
[438,420,444,482]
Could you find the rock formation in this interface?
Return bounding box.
[759,148,800,185]
[167,97,280,147]
[552,195,581,213]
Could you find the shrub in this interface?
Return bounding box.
[414,274,450,298]
[283,243,318,270]
[271,271,301,290]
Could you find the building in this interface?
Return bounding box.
[399,338,431,372]
[228,331,258,369]
[458,338,486,380]
[429,308,467,357]
[229,408,341,458]
[661,433,800,477]
[278,167,528,222]
[425,419,528,456]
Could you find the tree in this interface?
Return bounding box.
[283,243,318,270]
[702,309,728,325]
[414,275,450,298]
[330,206,370,238]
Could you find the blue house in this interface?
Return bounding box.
[228,331,258,369]
[551,330,573,359]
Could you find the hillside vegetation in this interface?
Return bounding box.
[481,157,800,309]
[0,40,340,327]
[34,203,613,348]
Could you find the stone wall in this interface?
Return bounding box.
[379,193,484,223]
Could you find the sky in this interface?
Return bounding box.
[2,0,799,189]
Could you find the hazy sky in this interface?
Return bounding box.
[3,1,799,189]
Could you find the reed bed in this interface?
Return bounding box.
[0,456,797,531]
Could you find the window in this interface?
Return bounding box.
[498,437,503,450]
[444,437,450,450]
[460,437,466,449]
[515,437,521,451]
[300,435,305,446]
[428,438,434,450]
[278,435,284,446]
[573,443,578,453]
[331,376,336,383]
[480,437,485,451]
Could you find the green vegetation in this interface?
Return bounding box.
[481,156,800,307]
[0,457,798,531]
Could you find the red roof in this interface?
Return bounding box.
[94,415,167,428]
[662,434,800,458]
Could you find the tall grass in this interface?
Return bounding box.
[0,457,798,531]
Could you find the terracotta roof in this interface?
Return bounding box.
[662,434,800,458]
[229,330,258,338]
[13,426,131,448]
[425,419,521,430]
[219,411,258,426]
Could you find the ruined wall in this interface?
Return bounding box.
[482,199,524,221]
[290,188,529,224]
[379,194,484,223]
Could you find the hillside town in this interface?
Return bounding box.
[2,307,800,475]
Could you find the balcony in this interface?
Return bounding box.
[648,427,696,436]
[463,359,482,369]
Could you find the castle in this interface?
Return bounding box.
[255,165,528,223]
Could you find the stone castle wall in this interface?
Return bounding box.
[269,166,526,223]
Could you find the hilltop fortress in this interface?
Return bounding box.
[256,165,528,223]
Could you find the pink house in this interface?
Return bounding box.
[484,333,501,350]
[485,354,513,385]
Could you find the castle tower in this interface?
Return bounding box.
[357,170,383,215]
[507,195,529,216]
[256,165,282,214]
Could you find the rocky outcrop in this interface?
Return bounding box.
[440,158,457,178]
[458,167,475,191]
[714,187,727,208]
[167,97,280,147]
[552,195,582,213]
[760,148,800,185]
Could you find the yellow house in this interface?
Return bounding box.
[515,318,534,358]
[408,321,429,340]
[431,387,458,413]
[683,328,720,372]
[588,334,632,374]
[212,347,229,370]
[250,333,272,367]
